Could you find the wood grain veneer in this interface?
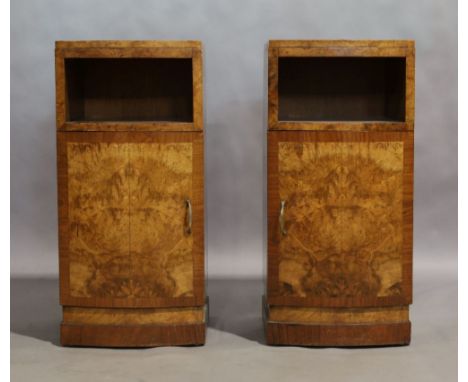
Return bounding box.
[268,306,409,324]
[268,40,415,131]
[278,57,406,122]
[56,40,203,131]
[63,306,205,325]
[56,41,206,347]
[65,58,194,122]
[265,40,414,347]
[61,323,206,347]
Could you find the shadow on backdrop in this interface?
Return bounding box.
[10,277,265,346]
[207,278,265,344]
[10,277,61,346]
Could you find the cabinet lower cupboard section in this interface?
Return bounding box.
[264,131,413,346]
[57,131,206,347]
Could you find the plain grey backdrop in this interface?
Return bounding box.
[11,1,457,381]
[11,0,457,277]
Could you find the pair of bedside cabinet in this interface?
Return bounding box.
[56,40,414,347]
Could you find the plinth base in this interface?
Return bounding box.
[61,300,208,348]
[263,296,410,347]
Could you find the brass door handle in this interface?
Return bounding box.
[279,200,287,236]
[185,199,192,234]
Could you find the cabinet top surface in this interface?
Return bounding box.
[269,39,414,51]
[55,40,202,49]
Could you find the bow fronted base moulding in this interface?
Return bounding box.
[60,304,208,347]
[263,297,410,346]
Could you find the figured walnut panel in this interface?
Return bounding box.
[277,141,404,299]
[63,306,204,325]
[66,140,194,300]
[128,143,194,298]
[268,305,409,324]
[67,142,131,298]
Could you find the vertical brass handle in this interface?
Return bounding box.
[279,200,287,236]
[185,199,192,234]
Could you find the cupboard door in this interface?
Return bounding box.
[127,141,194,299]
[58,132,204,308]
[267,131,413,307]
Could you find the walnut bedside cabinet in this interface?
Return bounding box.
[56,41,206,347]
[264,40,414,346]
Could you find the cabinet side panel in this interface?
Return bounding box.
[267,133,280,296]
[402,132,414,302]
[55,50,66,128]
[268,47,279,128]
[191,133,205,304]
[57,133,70,304]
[192,48,203,130]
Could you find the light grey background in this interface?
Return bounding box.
[11,1,457,381]
[11,0,457,277]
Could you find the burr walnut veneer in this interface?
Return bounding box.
[264,40,414,346]
[56,41,206,347]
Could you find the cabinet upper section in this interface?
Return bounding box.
[55,41,203,131]
[268,40,415,131]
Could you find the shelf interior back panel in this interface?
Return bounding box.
[278,57,406,122]
[65,58,194,122]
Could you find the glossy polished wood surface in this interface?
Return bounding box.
[268,306,409,324]
[267,131,413,308]
[56,41,206,347]
[58,131,205,309]
[66,140,194,300]
[63,306,205,325]
[277,140,404,299]
[268,40,415,131]
[61,322,206,347]
[56,40,203,131]
[265,40,414,346]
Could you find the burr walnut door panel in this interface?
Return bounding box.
[267,131,413,308]
[58,132,204,308]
